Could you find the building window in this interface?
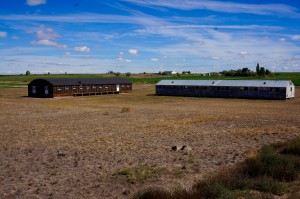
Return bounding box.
[32,86,36,94]
[73,87,76,90]
[45,86,49,94]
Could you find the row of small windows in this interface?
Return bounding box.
[54,85,130,90]
[157,85,285,92]
[54,85,131,94]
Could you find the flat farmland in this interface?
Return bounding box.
[0,84,300,198]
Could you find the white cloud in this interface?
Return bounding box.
[74,46,91,52]
[151,58,159,62]
[0,31,7,38]
[26,0,46,6]
[128,49,138,55]
[116,57,132,63]
[12,36,19,40]
[36,25,59,39]
[64,52,71,55]
[119,52,124,56]
[123,0,300,17]
[31,39,67,49]
[291,35,300,41]
[279,38,286,42]
[239,51,248,55]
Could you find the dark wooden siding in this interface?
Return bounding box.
[28,78,132,98]
[28,79,53,98]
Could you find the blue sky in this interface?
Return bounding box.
[0,0,300,74]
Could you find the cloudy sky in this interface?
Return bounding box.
[0,0,300,74]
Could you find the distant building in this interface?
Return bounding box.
[28,78,132,98]
[161,71,177,75]
[156,80,295,100]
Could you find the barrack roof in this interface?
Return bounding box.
[32,78,131,86]
[156,80,293,87]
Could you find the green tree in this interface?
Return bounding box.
[256,63,260,75]
[125,72,131,77]
[25,70,30,75]
[114,72,121,77]
[259,67,266,76]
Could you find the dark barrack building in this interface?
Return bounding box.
[28,78,132,98]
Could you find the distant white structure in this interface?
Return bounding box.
[161,71,177,75]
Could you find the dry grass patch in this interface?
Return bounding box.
[114,164,166,183]
[228,125,300,135]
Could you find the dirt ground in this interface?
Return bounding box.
[0,84,299,199]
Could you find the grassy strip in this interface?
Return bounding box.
[134,137,300,199]
[0,72,300,87]
[0,84,27,88]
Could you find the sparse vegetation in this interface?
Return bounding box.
[114,164,165,182]
[0,84,299,198]
[121,107,131,113]
[134,137,300,199]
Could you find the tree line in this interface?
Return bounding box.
[221,63,271,77]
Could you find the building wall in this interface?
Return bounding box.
[156,85,288,99]
[28,80,53,98]
[53,83,132,97]
[28,79,132,98]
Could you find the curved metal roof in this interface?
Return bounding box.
[30,78,131,86]
[156,80,293,87]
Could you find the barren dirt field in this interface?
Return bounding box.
[0,84,300,199]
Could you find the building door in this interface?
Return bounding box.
[290,87,293,98]
[45,86,49,94]
[116,84,120,92]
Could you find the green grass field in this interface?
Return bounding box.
[0,72,299,87]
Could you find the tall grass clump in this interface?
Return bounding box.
[279,137,300,156]
[240,145,300,181]
[134,137,300,199]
